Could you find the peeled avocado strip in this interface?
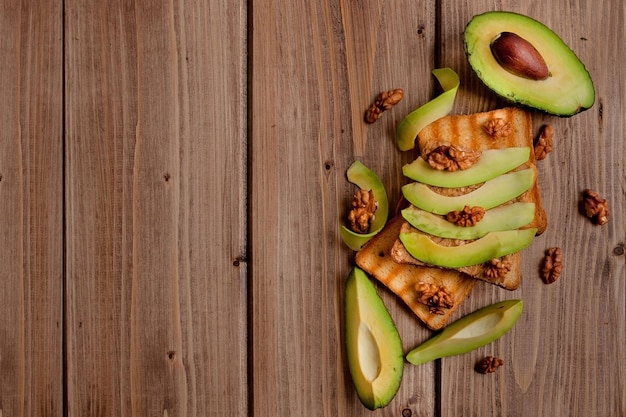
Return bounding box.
[402,147,530,187]
[340,161,389,251]
[402,168,535,215]
[401,202,535,240]
[396,68,460,151]
[406,299,523,366]
[399,228,537,269]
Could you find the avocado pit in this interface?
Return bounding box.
[490,32,549,80]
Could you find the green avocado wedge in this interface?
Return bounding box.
[401,202,535,240]
[464,11,594,116]
[402,168,535,215]
[406,299,523,366]
[396,68,460,151]
[340,161,389,251]
[399,228,537,269]
[402,147,530,187]
[345,267,404,410]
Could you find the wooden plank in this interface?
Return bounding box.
[64,1,248,415]
[250,1,441,415]
[437,2,625,416]
[0,1,63,416]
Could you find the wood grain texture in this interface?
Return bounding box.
[65,1,247,416]
[0,1,63,416]
[250,1,440,416]
[437,1,625,416]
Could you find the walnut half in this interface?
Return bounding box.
[484,118,512,139]
[415,282,454,315]
[475,356,504,374]
[582,189,609,225]
[426,145,481,171]
[484,257,512,282]
[534,124,554,160]
[446,205,485,227]
[347,189,377,233]
[364,88,404,123]
[541,247,563,284]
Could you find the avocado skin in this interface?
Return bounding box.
[345,267,403,410]
[464,11,595,116]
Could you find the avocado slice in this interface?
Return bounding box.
[406,299,523,366]
[396,68,460,151]
[402,168,535,215]
[345,267,404,410]
[399,228,537,268]
[402,147,530,187]
[340,161,389,251]
[401,202,535,240]
[464,11,595,116]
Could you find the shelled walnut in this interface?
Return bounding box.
[475,356,504,374]
[446,205,485,227]
[364,88,404,123]
[534,124,554,160]
[347,189,377,233]
[483,257,512,281]
[415,282,454,315]
[582,189,609,225]
[426,145,481,171]
[540,247,563,284]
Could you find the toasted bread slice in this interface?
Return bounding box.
[355,215,477,330]
[391,107,547,289]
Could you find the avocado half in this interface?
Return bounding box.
[464,11,595,116]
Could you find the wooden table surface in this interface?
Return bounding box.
[0,0,623,416]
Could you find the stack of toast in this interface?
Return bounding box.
[356,107,547,330]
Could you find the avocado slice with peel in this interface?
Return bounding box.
[464,11,594,116]
[402,147,530,187]
[399,228,537,268]
[401,202,535,240]
[406,299,523,366]
[345,267,404,410]
[402,168,535,215]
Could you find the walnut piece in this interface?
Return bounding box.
[541,247,563,284]
[534,124,554,160]
[347,189,377,234]
[582,189,609,225]
[426,145,481,171]
[483,257,512,281]
[475,356,504,374]
[484,118,512,139]
[364,88,404,123]
[415,282,454,315]
[446,205,485,227]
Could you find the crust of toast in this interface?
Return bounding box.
[355,216,477,330]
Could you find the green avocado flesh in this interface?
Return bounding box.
[399,228,537,268]
[402,168,534,215]
[340,161,389,251]
[396,68,460,151]
[406,299,523,366]
[345,267,404,410]
[464,11,595,116]
[403,147,530,187]
[401,202,535,240]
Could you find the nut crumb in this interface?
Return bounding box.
[415,282,454,315]
[475,356,504,374]
[541,247,563,284]
[484,118,512,138]
[426,145,481,171]
[534,124,554,160]
[582,189,609,225]
[347,189,377,233]
[446,205,485,227]
[364,88,404,123]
